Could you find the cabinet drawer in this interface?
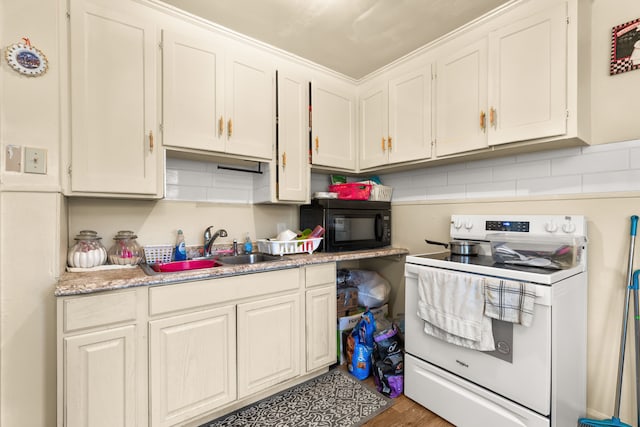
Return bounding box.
[305,263,336,288]
[149,268,299,316]
[63,290,137,333]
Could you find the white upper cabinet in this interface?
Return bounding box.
[487,2,568,146]
[162,30,274,160]
[361,67,432,169]
[435,39,489,157]
[435,0,578,158]
[276,70,310,202]
[68,0,162,197]
[311,80,357,171]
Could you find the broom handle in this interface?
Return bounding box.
[614,215,638,417]
[634,270,640,427]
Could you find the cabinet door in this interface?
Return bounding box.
[311,81,356,170]
[388,67,432,164]
[237,294,301,398]
[487,3,567,146]
[435,39,488,157]
[162,30,225,153]
[64,325,137,427]
[306,285,337,372]
[225,51,274,160]
[149,306,236,427]
[69,0,159,196]
[359,84,389,169]
[277,70,309,202]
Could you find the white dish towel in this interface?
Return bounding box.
[417,267,495,351]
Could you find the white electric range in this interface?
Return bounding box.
[404,214,588,427]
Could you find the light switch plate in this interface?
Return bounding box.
[24,147,47,174]
[5,145,22,172]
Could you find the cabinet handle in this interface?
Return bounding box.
[282,152,287,167]
[480,111,486,131]
[218,116,224,136]
[315,136,319,152]
[388,136,392,150]
[490,107,496,128]
[381,137,386,152]
[149,130,154,152]
[228,119,233,138]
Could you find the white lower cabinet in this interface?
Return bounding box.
[149,306,236,427]
[64,326,138,427]
[58,263,337,427]
[237,293,301,398]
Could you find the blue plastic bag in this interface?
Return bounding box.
[348,311,377,380]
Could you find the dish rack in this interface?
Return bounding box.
[143,245,174,264]
[257,238,322,256]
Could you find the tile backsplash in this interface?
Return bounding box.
[167,139,640,204]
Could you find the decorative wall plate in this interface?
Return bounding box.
[5,38,48,77]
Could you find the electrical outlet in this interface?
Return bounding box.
[5,145,21,172]
[24,147,47,174]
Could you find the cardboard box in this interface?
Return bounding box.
[337,304,388,365]
[337,287,358,317]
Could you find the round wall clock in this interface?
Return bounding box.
[5,38,48,77]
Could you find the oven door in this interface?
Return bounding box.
[324,210,389,251]
[404,263,552,416]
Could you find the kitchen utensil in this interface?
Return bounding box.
[425,239,480,256]
[578,215,638,427]
[496,245,553,267]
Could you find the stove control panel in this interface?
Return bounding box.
[450,214,586,240]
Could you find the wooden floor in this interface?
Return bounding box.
[339,365,455,426]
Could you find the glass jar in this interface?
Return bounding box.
[108,230,143,265]
[67,230,107,268]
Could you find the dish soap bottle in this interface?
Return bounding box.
[243,233,253,254]
[174,229,187,261]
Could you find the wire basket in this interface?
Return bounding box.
[143,245,174,264]
[369,185,393,201]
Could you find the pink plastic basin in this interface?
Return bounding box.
[151,259,221,273]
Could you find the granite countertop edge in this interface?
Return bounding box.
[56,247,409,297]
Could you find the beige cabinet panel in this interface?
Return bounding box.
[69,0,160,196]
[162,30,225,153]
[149,306,236,427]
[64,325,137,427]
[388,67,432,164]
[276,70,310,202]
[237,293,301,398]
[487,3,567,145]
[359,84,389,169]
[436,39,489,157]
[311,81,356,170]
[306,285,337,372]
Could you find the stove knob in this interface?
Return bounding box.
[562,222,576,233]
[545,221,558,233]
[464,221,474,230]
[452,219,463,230]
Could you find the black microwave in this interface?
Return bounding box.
[299,199,391,252]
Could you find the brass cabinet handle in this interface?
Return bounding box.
[388,136,392,150]
[381,137,386,152]
[480,111,486,131]
[315,136,319,152]
[490,107,496,128]
[282,152,287,167]
[149,130,154,152]
[218,116,224,136]
[227,119,233,138]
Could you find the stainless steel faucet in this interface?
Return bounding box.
[204,226,228,256]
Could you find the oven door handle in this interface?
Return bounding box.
[375,213,384,241]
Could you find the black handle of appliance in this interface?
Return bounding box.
[375,214,384,241]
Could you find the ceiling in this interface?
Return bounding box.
[160,0,512,79]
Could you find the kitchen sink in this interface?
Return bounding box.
[217,253,282,265]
